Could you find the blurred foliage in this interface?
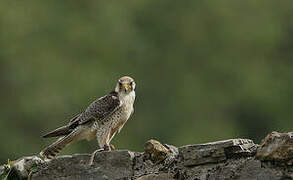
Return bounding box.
[0,0,293,164]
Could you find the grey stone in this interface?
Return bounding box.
[14,156,43,178]
[133,152,158,178]
[0,156,43,180]
[3,134,293,180]
[178,157,292,180]
[135,173,174,180]
[256,131,293,165]
[179,139,257,166]
[31,151,134,180]
[133,142,178,178]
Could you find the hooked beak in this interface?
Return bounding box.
[121,84,131,93]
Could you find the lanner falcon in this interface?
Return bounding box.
[40,76,136,164]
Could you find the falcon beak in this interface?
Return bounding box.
[122,84,131,92]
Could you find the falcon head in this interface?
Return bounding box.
[115,76,136,94]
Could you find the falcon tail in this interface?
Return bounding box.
[40,129,80,159]
[42,125,71,138]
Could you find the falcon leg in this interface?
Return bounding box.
[89,144,112,166]
[110,144,115,150]
[89,148,103,166]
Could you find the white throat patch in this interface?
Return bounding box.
[119,91,135,105]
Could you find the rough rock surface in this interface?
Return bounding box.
[33,151,134,180]
[256,131,293,165]
[179,138,257,166]
[1,132,293,180]
[144,139,171,163]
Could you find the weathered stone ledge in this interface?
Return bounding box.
[1,131,293,180]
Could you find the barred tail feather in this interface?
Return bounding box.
[40,129,80,159]
[42,125,71,138]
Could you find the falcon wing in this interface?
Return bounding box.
[69,113,82,123]
[76,91,121,125]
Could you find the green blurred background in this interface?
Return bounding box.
[0,1,292,164]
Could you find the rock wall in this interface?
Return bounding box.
[1,132,293,180]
